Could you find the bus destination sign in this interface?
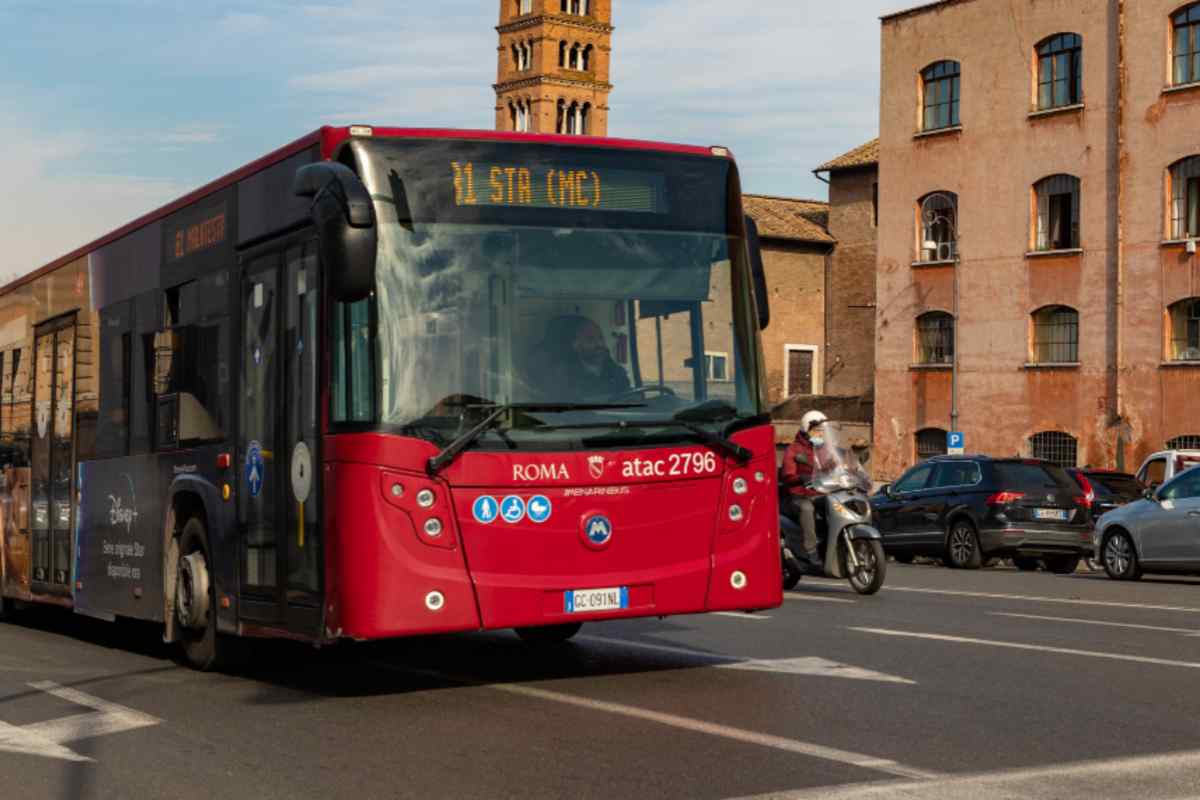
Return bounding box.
[450,161,666,214]
[171,209,227,260]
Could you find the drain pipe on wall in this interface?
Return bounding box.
[1114,0,1128,469]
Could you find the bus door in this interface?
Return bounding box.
[237,240,322,634]
[30,314,76,594]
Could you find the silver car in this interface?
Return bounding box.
[1095,465,1200,580]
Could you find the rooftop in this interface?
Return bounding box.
[881,0,970,23]
[816,139,879,173]
[743,195,834,245]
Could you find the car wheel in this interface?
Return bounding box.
[1103,531,1142,581]
[893,553,915,565]
[946,520,983,569]
[1043,554,1081,574]
[1012,557,1040,572]
[515,623,583,644]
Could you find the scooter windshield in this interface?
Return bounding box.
[810,422,872,493]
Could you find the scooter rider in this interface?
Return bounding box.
[781,410,829,569]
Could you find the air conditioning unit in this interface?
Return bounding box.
[1187,239,1197,255]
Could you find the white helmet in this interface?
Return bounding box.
[800,410,828,434]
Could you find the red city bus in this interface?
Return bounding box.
[0,126,781,669]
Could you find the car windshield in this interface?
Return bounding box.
[332,137,764,449]
[1088,474,1143,500]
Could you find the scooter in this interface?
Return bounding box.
[778,425,886,596]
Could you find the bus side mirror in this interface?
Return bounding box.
[294,162,377,302]
[744,215,769,330]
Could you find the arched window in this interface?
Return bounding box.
[1174,4,1200,86]
[1170,156,1200,239]
[1034,174,1081,251]
[1168,298,1200,360]
[1030,431,1078,468]
[556,99,566,133]
[570,43,581,70]
[919,191,958,262]
[1036,33,1082,109]
[1032,305,1079,363]
[513,100,531,132]
[922,61,961,131]
[1168,434,1200,450]
[566,101,581,134]
[582,44,593,71]
[561,0,568,11]
[580,103,591,135]
[916,428,949,460]
[916,312,954,365]
[509,102,517,131]
[559,41,567,68]
[518,0,532,14]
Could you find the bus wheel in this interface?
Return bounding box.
[0,594,10,621]
[515,623,582,644]
[176,517,221,671]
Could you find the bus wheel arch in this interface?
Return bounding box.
[163,491,221,669]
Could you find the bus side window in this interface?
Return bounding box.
[97,301,134,459]
[331,298,374,424]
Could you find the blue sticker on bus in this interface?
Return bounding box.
[500,495,526,524]
[473,495,499,524]
[527,495,552,524]
[245,441,264,497]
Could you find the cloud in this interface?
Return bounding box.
[219,12,270,34]
[160,124,227,147]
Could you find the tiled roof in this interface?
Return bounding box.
[743,195,834,245]
[816,139,879,173]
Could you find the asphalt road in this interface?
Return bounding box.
[4,563,1200,800]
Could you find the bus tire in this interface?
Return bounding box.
[176,517,222,671]
[515,623,582,644]
[0,594,10,621]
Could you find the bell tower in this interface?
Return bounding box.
[495,0,613,136]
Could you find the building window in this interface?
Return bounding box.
[562,0,587,14]
[1030,431,1078,468]
[518,0,533,14]
[1174,3,1200,86]
[1034,174,1081,251]
[511,99,531,132]
[1169,156,1200,239]
[582,44,593,71]
[916,428,949,460]
[1032,305,1079,363]
[557,100,588,135]
[1169,297,1200,360]
[705,352,729,382]
[1168,434,1200,450]
[916,312,954,365]
[919,191,958,262]
[922,60,961,131]
[784,345,818,396]
[1036,33,1082,109]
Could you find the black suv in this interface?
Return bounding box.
[871,456,1092,572]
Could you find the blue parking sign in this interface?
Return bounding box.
[947,431,965,454]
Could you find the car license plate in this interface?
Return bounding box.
[564,587,629,614]
[1035,508,1069,521]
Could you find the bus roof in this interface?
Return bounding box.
[5,126,727,296]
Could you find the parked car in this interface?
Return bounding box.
[1135,450,1200,492]
[872,456,1092,572]
[1095,464,1200,580]
[1067,469,1144,523]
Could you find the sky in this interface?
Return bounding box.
[0,0,905,278]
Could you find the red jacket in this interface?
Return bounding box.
[782,432,823,497]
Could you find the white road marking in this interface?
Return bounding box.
[0,681,160,762]
[990,611,1200,636]
[712,611,771,620]
[887,585,1200,614]
[578,635,915,684]
[495,682,938,780]
[851,627,1200,670]
[784,592,856,604]
[728,747,1200,799]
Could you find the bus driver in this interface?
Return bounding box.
[539,315,630,400]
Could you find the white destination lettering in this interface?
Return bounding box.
[513,464,571,481]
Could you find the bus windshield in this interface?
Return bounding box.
[338,138,764,449]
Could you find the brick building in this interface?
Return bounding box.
[816,140,879,401]
[743,195,833,404]
[874,0,1200,481]
[494,0,613,135]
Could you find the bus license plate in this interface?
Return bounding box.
[564,587,629,614]
[1035,508,1068,521]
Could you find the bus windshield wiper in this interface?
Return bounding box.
[425,403,645,476]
